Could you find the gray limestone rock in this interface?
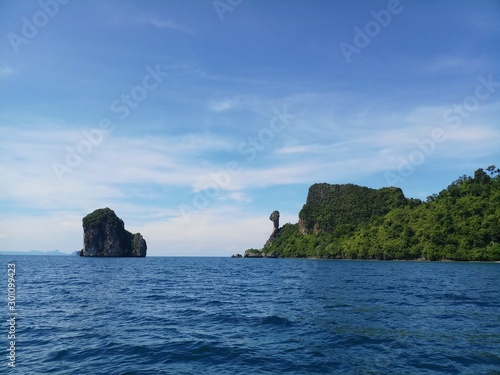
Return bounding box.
[80,208,147,257]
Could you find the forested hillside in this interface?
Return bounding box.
[262,166,500,261]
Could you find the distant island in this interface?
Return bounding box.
[0,250,71,256]
[243,166,500,261]
[80,208,147,257]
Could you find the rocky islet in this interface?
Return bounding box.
[80,208,147,257]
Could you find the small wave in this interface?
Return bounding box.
[143,293,169,300]
[47,348,70,361]
[443,292,475,301]
[261,315,293,327]
[323,303,351,309]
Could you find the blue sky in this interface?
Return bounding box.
[1,0,499,256]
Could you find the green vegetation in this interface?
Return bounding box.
[298,184,407,235]
[262,167,500,261]
[82,207,124,230]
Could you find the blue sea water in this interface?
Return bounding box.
[1,256,500,374]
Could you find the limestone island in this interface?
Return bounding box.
[80,208,147,257]
[240,166,500,261]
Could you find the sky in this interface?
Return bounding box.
[0,0,499,256]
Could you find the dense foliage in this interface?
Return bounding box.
[82,207,124,230]
[299,184,407,235]
[263,167,500,261]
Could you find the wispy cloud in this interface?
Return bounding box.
[221,191,252,203]
[0,126,236,211]
[422,56,491,74]
[276,144,320,155]
[0,63,14,78]
[99,3,195,35]
[276,142,357,155]
[136,15,194,34]
[209,98,239,112]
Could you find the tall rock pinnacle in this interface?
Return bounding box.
[264,210,280,248]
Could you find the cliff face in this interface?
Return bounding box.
[298,183,406,235]
[81,208,147,257]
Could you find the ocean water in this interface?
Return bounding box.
[1,256,500,374]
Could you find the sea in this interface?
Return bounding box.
[1,256,499,375]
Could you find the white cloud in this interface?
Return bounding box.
[209,98,239,112]
[135,15,194,34]
[422,56,489,74]
[0,64,14,78]
[0,126,239,213]
[149,19,193,34]
[101,4,194,35]
[224,191,252,203]
[446,125,497,141]
[276,144,322,155]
